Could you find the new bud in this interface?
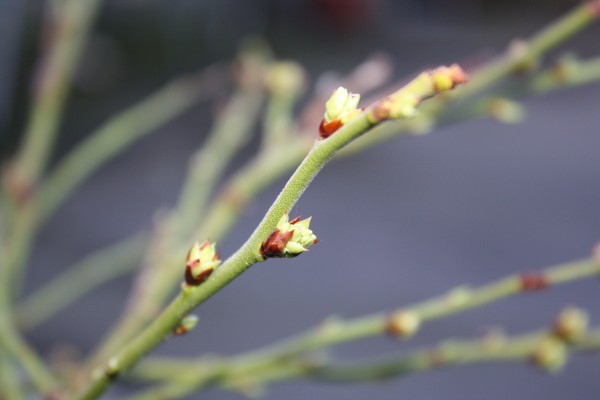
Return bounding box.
[319,87,362,138]
[260,213,318,259]
[530,336,568,373]
[385,310,421,339]
[184,240,221,286]
[173,314,199,336]
[552,307,589,343]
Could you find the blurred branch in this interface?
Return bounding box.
[37,65,227,224]
[0,314,57,395]
[87,67,266,371]
[450,55,600,122]
[129,256,600,398]
[9,0,101,197]
[16,233,149,331]
[347,1,600,153]
[0,351,23,400]
[307,329,600,384]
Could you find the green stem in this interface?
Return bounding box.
[308,330,599,383]
[16,233,149,331]
[348,1,599,153]
[77,74,437,397]
[86,86,265,371]
[131,257,599,398]
[0,351,23,400]
[13,0,101,190]
[37,66,225,224]
[0,314,57,395]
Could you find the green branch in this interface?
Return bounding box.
[11,0,101,193]
[75,65,465,400]
[128,257,599,399]
[16,234,149,331]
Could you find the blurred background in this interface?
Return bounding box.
[1,0,600,399]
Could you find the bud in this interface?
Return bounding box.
[173,314,199,336]
[552,307,589,343]
[184,240,221,286]
[530,336,568,373]
[385,310,421,339]
[260,213,318,259]
[319,87,362,138]
[488,98,525,124]
[369,64,467,123]
[264,61,305,98]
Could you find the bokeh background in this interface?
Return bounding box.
[1,0,600,399]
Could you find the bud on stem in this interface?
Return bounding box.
[260,212,318,259]
[368,64,468,123]
[184,240,221,286]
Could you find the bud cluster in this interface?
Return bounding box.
[184,240,221,286]
[260,213,318,259]
[319,87,362,138]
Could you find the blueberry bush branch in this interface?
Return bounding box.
[75,65,469,399]
[82,2,600,370]
[0,1,599,399]
[127,255,600,398]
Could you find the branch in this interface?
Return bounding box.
[129,256,600,398]
[8,0,101,197]
[308,329,600,384]
[75,65,467,400]
[37,65,226,224]
[16,233,149,331]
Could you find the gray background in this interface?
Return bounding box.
[2,0,600,398]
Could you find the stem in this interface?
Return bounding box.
[78,70,453,397]
[309,330,600,383]
[87,86,264,370]
[16,233,149,331]
[131,257,599,398]
[37,66,225,223]
[348,1,600,153]
[0,352,23,400]
[0,314,57,395]
[12,0,101,190]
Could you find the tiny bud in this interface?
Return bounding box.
[264,61,306,98]
[519,273,549,292]
[385,310,421,339]
[587,0,600,18]
[105,358,120,380]
[551,54,580,83]
[530,336,568,373]
[508,39,538,73]
[488,98,525,124]
[552,307,589,343]
[431,64,468,92]
[320,87,362,138]
[184,240,221,286]
[173,314,199,336]
[369,64,467,123]
[260,212,318,259]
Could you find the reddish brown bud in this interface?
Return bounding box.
[319,118,343,138]
[587,0,600,17]
[184,240,221,286]
[260,229,294,258]
[520,273,550,292]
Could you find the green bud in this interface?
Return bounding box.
[385,310,421,339]
[185,240,221,286]
[260,213,318,258]
[530,336,568,373]
[324,87,361,123]
[552,307,589,343]
[173,314,199,336]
